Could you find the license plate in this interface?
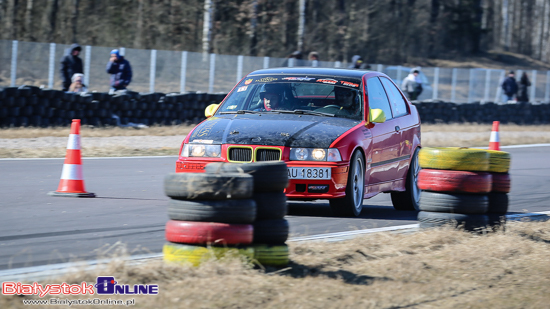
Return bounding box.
[288,167,331,180]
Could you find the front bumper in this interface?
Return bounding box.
[175,154,349,199]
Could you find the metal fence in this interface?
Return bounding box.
[1,39,549,103]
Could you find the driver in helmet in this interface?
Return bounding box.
[334,86,361,119]
[258,83,284,111]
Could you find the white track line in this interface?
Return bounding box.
[1,211,548,282]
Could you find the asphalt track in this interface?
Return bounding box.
[0,145,549,271]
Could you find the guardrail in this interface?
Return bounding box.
[2,39,550,103]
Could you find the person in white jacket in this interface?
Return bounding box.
[401,68,422,100]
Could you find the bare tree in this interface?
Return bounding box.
[42,0,58,41]
[6,0,17,39]
[24,0,34,41]
[71,0,79,43]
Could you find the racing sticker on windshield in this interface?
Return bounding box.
[340,81,359,87]
[256,77,278,83]
[244,79,253,85]
[316,78,338,84]
[237,86,248,92]
[227,105,237,110]
[283,77,316,81]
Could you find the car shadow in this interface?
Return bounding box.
[287,202,418,221]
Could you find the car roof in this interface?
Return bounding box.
[247,67,378,79]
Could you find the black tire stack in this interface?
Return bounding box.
[417,147,494,232]
[162,172,257,266]
[485,150,511,230]
[206,161,291,267]
[0,86,227,128]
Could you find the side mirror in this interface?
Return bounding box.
[204,103,220,118]
[369,108,386,123]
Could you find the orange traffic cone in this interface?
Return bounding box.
[489,121,500,150]
[48,119,95,198]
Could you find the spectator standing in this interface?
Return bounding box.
[348,55,370,70]
[106,49,132,93]
[308,51,319,66]
[501,71,518,102]
[282,50,303,67]
[68,73,87,93]
[517,72,531,102]
[308,51,319,61]
[60,44,83,91]
[402,68,422,100]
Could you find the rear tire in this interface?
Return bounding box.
[330,151,365,217]
[391,147,421,211]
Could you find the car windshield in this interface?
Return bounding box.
[217,75,363,120]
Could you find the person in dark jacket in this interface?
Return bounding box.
[517,72,531,102]
[106,49,132,92]
[60,43,83,91]
[348,55,370,70]
[501,71,518,101]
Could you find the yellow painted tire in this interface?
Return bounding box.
[419,147,489,172]
[253,244,289,267]
[479,149,511,173]
[163,243,254,267]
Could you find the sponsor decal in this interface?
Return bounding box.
[227,104,238,110]
[191,139,214,144]
[237,86,248,92]
[316,79,338,85]
[340,81,359,87]
[308,185,329,193]
[192,119,220,138]
[244,79,253,85]
[282,77,316,81]
[256,77,278,83]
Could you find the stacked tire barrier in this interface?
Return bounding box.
[206,161,290,267]
[0,85,226,127]
[485,150,512,230]
[417,147,511,231]
[413,101,550,124]
[162,172,257,266]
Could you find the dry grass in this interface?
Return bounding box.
[0,124,548,158]
[421,124,550,147]
[2,220,549,308]
[0,125,196,139]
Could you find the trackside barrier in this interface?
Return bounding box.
[0,87,226,128]
[1,86,550,128]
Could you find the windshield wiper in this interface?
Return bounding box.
[290,109,335,117]
[219,110,262,114]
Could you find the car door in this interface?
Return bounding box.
[365,77,400,185]
[380,77,415,181]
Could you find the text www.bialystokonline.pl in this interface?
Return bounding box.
[22,298,135,306]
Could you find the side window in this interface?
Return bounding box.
[366,77,393,120]
[380,77,408,118]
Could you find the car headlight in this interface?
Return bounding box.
[181,144,221,158]
[290,148,341,161]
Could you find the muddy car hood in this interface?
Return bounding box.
[187,113,360,148]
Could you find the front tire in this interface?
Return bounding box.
[391,147,421,211]
[330,151,365,217]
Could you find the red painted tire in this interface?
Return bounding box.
[165,220,253,245]
[417,169,492,194]
[491,173,511,193]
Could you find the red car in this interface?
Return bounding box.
[176,68,421,216]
